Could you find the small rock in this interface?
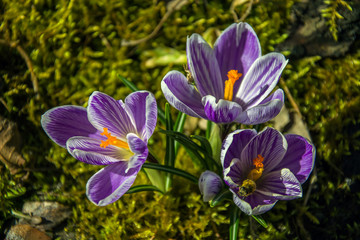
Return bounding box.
[272,106,312,140]
[6,224,51,240]
[19,201,71,231]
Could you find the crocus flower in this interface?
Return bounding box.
[41,91,157,206]
[221,127,315,215]
[199,170,223,202]
[161,22,288,124]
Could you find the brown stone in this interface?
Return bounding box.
[6,224,51,240]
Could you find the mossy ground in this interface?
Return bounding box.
[1,0,359,239]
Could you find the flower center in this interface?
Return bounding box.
[100,128,129,149]
[238,154,264,197]
[224,70,242,101]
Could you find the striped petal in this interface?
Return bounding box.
[235,89,284,125]
[214,22,261,94]
[41,106,100,148]
[86,161,142,206]
[161,70,206,118]
[124,91,157,142]
[235,53,288,108]
[202,95,242,123]
[187,34,223,98]
[88,91,136,140]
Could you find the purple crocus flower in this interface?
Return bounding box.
[41,91,157,206]
[199,170,223,202]
[161,22,288,124]
[221,127,315,215]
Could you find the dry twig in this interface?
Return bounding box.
[121,0,188,46]
[0,39,39,99]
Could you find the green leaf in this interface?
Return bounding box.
[159,129,210,169]
[210,189,232,207]
[230,204,240,240]
[173,112,187,155]
[165,103,175,191]
[209,124,222,165]
[143,163,198,183]
[251,215,268,228]
[118,74,166,124]
[142,168,166,193]
[126,185,163,194]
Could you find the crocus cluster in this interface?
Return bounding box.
[41,91,157,206]
[41,22,315,217]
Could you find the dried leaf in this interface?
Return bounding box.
[0,116,25,174]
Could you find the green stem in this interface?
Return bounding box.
[230,204,240,240]
[143,163,198,183]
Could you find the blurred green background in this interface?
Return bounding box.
[1,0,359,239]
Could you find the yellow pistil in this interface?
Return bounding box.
[238,154,265,197]
[224,70,242,101]
[100,128,129,149]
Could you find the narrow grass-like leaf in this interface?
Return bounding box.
[210,189,232,207]
[118,74,166,124]
[230,204,240,240]
[251,215,268,228]
[206,120,213,139]
[126,185,163,194]
[173,112,186,155]
[143,163,198,183]
[165,103,175,191]
[159,129,209,169]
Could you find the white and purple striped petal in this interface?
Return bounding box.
[274,135,315,184]
[88,91,136,140]
[221,129,257,169]
[214,22,261,94]
[232,191,277,215]
[198,171,223,202]
[235,89,284,125]
[41,106,100,148]
[86,161,142,206]
[161,70,207,119]
[241,127,287,174]
[66,136,133,164]
[187,34,223,98]
[124,91,157,142]
[202,95,242,123]
[257,168,302,200]
[235,53,288,108]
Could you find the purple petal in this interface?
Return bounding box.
[214,23,261,94]
[202,95,242,123]
[161,70,207,118]
[232,191,277,215]
[86,161,141,206]
[127,133,147,155]
[274,134,315,184]
[221,129,257,169]
[235,89,284,125]
[223,158,246,189]
[66,136,133,165]
[235,53,288,108]
[124,91,157,142]
[88,91,136,140]
[241,127,287,174]
[41,106,100,148]
[187,34,223,98]
[257,168,302,200]
[198,171,223,202]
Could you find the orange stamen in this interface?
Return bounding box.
[247,154,264,181]
[100,128,129,149]
[224,70,242,101]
